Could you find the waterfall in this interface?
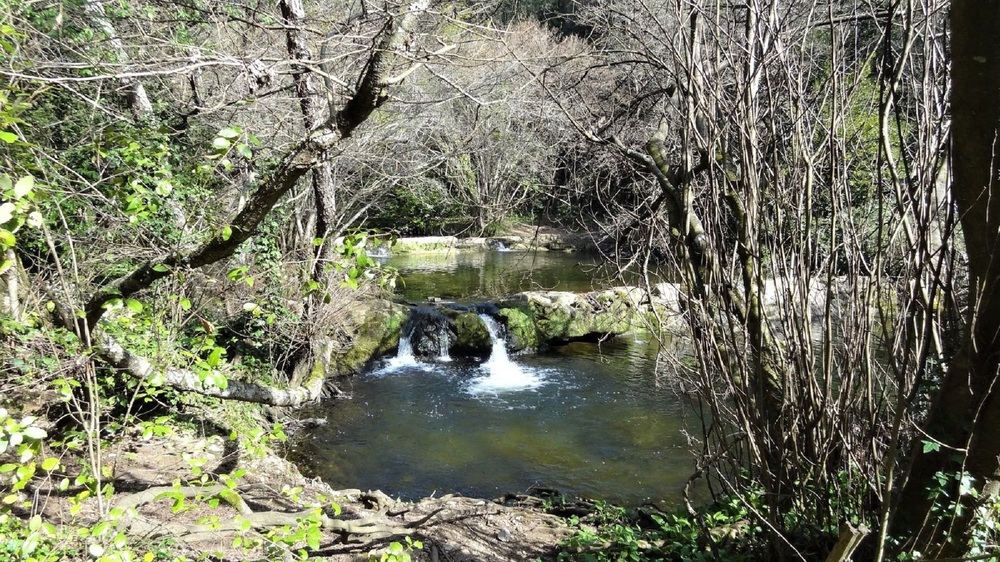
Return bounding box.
[480,315,512,368]
[385,329,419,370]
[437,324,452,362]
[468,315,543,393]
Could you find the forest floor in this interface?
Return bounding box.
[31,419,574,562]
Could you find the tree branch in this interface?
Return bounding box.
[95,331,326,407]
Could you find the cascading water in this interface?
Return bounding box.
[384,329,419,370]
[437,324,452,362]
[466,314,544,394]
[291,251,694,507]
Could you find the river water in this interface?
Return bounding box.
[290,250,696,506]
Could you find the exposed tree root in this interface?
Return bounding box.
[112,484,441,544]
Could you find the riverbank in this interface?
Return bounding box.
[109,420,575,561]
[381,224,597,254]
[3,388,575,562]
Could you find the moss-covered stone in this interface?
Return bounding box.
[452,312,491,354]
[391,236,461,254]
[495,287,656,348]
[331,301,409,374]
[498,307,538,351]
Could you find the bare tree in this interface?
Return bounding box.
[558,0,959,557]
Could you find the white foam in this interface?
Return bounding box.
[466,315,545,394]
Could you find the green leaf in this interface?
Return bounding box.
[21,533,39,556]
[206,347,224,368]
[179,297,192,311]
[221,225,232,241]
[0,202,15,224]
[41,457,59,472]
[236,143,252,159]
[211,137,231,150]
[922,440,941,454]
[0,131,17,143]
[217,126,242,139]
[22,426,46,440]
[125,298,143,313]
[152,263,171,272]
[13,175,33,199]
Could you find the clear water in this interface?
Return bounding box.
[386,250,653,303]
[290,250,695,506]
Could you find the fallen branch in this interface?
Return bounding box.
[96,331,326,407]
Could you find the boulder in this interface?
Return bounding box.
[330,300,409,374]
[450,311,492,354]
[496,286,677,350]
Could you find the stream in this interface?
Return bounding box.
[290,250,696,506]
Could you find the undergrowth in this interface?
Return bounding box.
[554,497,762,562]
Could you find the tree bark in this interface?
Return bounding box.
[277,0,340,270]
[96,332,327,407]
[82,0,153,118]
[890,1,1000,557]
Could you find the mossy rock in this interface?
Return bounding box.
[451,312,491,354]
[392,236,459,254]
[331,301,409,374]
[499,307,539,351]
[494,287,652,348]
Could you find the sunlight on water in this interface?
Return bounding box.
[289,251,695,507]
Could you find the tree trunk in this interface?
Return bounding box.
[890,2,1000,557]
[277,0,338,267]
[83,0,153,118]
[72,0,431,405]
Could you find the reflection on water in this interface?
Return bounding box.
[388,251,656,302]
[291,340,696,506]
